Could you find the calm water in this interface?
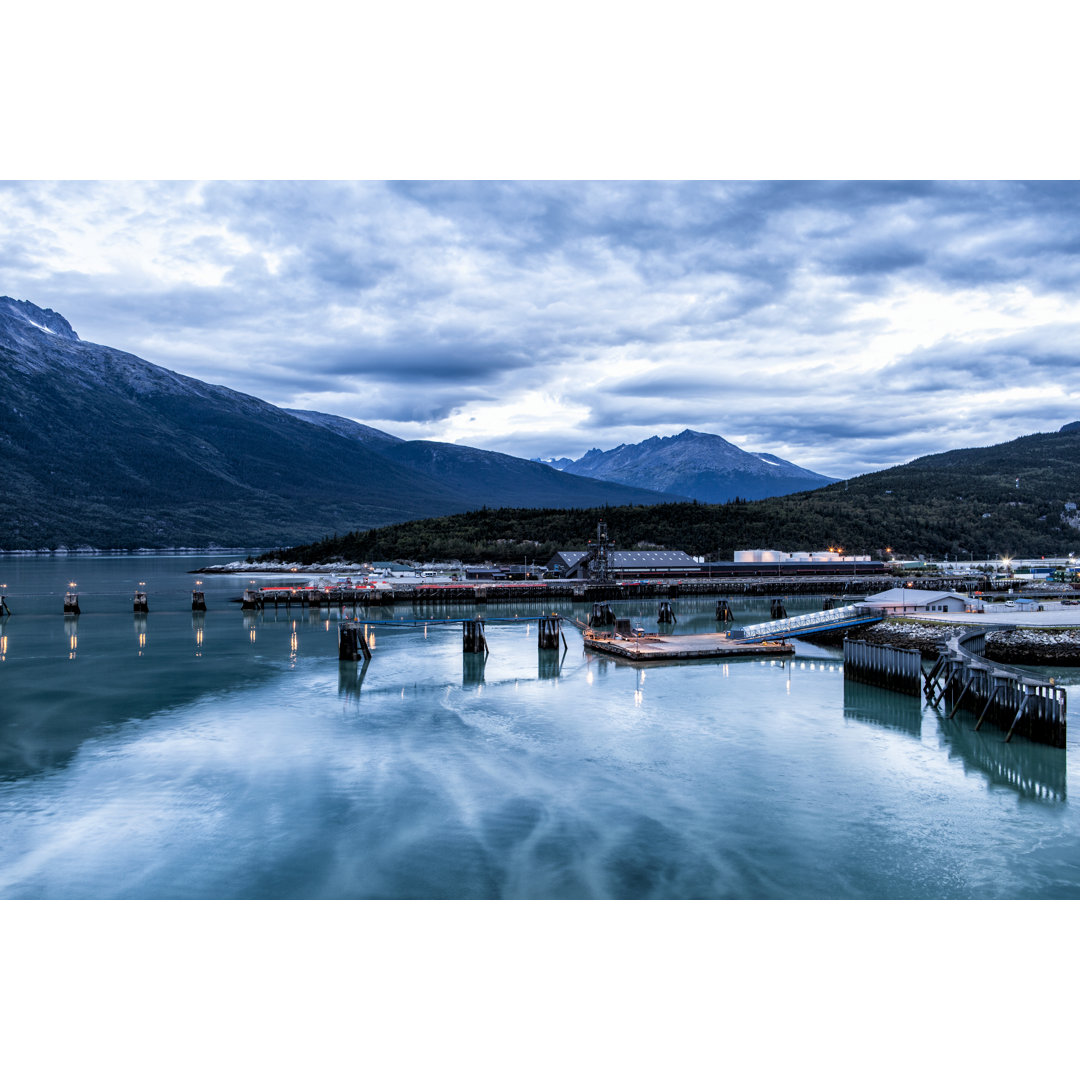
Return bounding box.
[1,554,1078,899]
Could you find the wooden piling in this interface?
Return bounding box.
[338,621,371,662]
[589,602,615,627]
[133,591,149,614]
[715,598,733,621]
[463,618,488,654]
[770,597,788,619]
[538,615,561,650]
[64,592,80,615]
[658,601,676,624]
[191,590,207,612]
[241,589,263,611]
[0,594,10,617]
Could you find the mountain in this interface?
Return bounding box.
[532,456,575,471]
[283,408,404,448]
[264,425,1080,564]
[0,298,680,550]
[554,429,836,502]
[284,410,680,513]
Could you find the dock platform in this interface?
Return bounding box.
[582,629,794,662]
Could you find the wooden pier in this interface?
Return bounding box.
[581,627,793,662]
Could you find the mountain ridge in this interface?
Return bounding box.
[265,424,1080,565]
[547,427,836,502]
[0,298,680,549]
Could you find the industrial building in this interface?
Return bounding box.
[735,549,873,563]
[546,550,701,580]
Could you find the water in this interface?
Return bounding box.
[1,554,1079,899]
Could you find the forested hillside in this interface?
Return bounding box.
[262,425,1080,563]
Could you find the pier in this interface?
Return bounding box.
[580,629,794,661]
[924,629,1066,747]
[843,639,922,695]
[729,604,882,644]
[843,627,1068,747]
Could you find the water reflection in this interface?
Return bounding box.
[937,715,1067,802]
[463,653,486,687]
[65,614,78,660]
[538,651,561,681]
[244,612,260,643]
[192,612,205,657]
[843,681,923,737]
[134,614,147,657]
[338,657,370,700]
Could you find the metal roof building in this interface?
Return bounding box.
[547,550,700,579]
[862,588,975,614]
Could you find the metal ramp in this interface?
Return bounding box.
[733,604,881,644]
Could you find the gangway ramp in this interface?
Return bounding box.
[733,604,881,644]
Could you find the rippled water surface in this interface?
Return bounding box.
[2,555,1079,898]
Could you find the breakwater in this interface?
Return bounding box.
[984,628,1080,667]
[837,620,955,657]
[836,618,1080,665]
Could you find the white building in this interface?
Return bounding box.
[862,588,976,615]
[735,549,872,563]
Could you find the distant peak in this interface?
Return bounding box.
[1,297,79,340]
[1060,420,1080,433]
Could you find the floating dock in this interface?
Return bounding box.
[581,628,794,661]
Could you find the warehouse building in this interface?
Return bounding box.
[546,550,701,580]
[862,588,976,614]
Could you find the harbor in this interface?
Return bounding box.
[2,551,1080,899]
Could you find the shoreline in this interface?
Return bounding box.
[839,619,1080,665]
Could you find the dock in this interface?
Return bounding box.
[581,628,793,661]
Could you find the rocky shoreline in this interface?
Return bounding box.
[835,619,1080,665]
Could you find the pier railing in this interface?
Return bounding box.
[735,604,880,642]
[924,629,1066,748]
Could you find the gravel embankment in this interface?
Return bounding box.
[983,628,1080,666]
[832,619,1080,664]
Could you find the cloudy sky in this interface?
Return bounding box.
[3,179,1079,477]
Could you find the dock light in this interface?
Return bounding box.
[69,581,77,589]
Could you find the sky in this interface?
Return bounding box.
[3,179,1080,477]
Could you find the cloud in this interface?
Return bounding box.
[5,180,1080,477]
